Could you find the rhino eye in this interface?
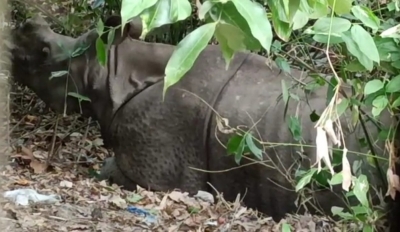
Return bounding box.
[42,47,50,58]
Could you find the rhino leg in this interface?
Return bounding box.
[98,157,137,191]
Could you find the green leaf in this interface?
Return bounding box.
[281,79,289,105]
[295,168,317,192]
[126,193,144,203]
[198,1,214,20]
[332,98,349,121]
[351,5,380,32]
[71,43,91,58]
[211,2,261,51]
[331,206,354,219]
[292,10,309,30]
[120,0,158,31]
[351,25,380,64]
[341,31,373,71]
[214,23,247,69]
[227,134,246,164]
[385,75,400,93]
[311,17,351,35]
[107,27,116,50]
[96,18,104,35]
[275,57,291,74]
[353,174,370,207]
[164,22,217,97]
[49,70,68,80]
[312,34,343,44]
[140,0,191,39]
[329,172,343,185]
[231,0,273,53]
[327,0,353,15]
[288,116,302,141]
[140,0,173,38]
[392,96,400,108]
[372,95,388,117]
[244,133,263,160]
[170,0,192,22]
[67,92,91,102]
[270,7,292,42]
[96,37,107,66]
[281,223,291,232]
[364,79,384,96]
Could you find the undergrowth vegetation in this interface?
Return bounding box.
[10,0,400,231]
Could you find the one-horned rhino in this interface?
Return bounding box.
[9,15,396,222]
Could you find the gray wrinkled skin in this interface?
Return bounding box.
[9,15,395,222]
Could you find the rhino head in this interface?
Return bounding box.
[9,15,95,116]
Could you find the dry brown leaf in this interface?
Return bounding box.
[21,146,34,159]
[341,148,352,191]
[30,160,48,174]
[386,168,400,199]
[314,127,334,175]
[14,178,31,186]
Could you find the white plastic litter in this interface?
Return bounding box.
[3,189,61,206]
[194,190,214,204]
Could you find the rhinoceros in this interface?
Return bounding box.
[9,15,396,223]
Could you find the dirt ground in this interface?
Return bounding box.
[0,1,378,232]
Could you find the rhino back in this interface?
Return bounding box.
[107,46,249,194]
[207,53,389,219]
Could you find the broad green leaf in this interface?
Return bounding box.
[71,43,91,58]
[333,98,349,121]
[245,133,263,160]
[211,2,261,50]
[198,1,214,20]
[312,34,343,44]
[345,60,367,72]
[120,0,158,32]
[292,10,309,30]
[392,96,400,108]
[327,0,353,15]
[351,25,380,64]
[341,31,373,71]
[214,23,247,69]
[170,0,192,22]
[351,5,380,32]
[307,0,329,19]
[372,95,388,117]
[67,92,91,102]
[311,17,351,35]
[329,172,343,185]
[141,2,171,36]
[353,174,369,207]
[282,223,291,232]
[268,0,292,41]
[288,116,302,141]
[96,18,104,35]
[275,57,291,74]
[364,79,384,96]
[107,28,116,50]
[281,79,289,104]
[331,206,353,219]
[231,0,273,53]
[295,168,317,192]
[227,134,246,164]
[385,74,400,93]
[49,70,68,80]
[164,22,217,97]
[286,0,301,22]
[96,37,107,66]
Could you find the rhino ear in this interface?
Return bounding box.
[102,15,143,44]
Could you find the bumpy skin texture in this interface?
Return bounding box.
[10,15,396,223]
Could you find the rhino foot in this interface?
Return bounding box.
[98,157,137,191]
